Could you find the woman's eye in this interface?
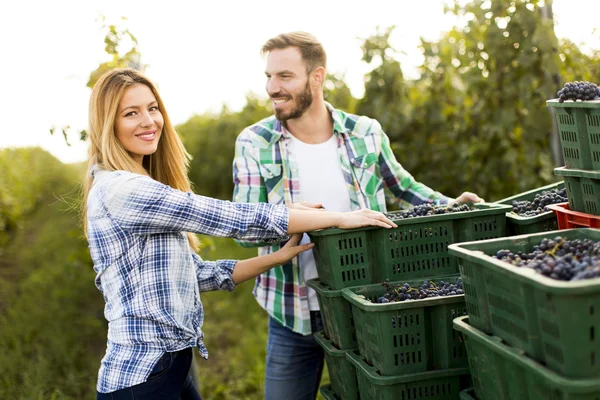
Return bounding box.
[125,111,136,117]
[149,106,159,112]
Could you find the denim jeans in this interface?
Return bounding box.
[96,347,202,400]
[265,311,325,400]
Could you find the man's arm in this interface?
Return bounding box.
[377,128,453,207]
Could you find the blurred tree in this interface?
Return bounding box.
[51,16,144,143]
[357,0,575,202]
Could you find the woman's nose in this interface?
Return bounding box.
[140,111,154,127]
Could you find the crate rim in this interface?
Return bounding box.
[554,166,600,179]
[306,278,346,297]
[495,181,565,205]
[546,99,600,109]
[341,277,465,311]
[307,202,512,237]
[345,350,470,385]
[447,228,600,293]
[314,330,351,356]
[495,181,564,225]
[453,315,600,390]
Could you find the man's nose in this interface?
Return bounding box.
[266,79,280,96]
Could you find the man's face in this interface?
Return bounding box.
[265,47,314,121]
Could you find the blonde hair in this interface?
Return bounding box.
[83,68,200,251]
[261,31,327,73]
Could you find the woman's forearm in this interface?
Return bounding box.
[287,209,342,233]
[231,253,281,284]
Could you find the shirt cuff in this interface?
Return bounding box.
[436,196,453,205]
[215,259,238,292]
[255,203,289,239]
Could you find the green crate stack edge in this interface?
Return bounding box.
[547,100,600,216]
[346,349,471,400]
[307,204,507,399]
[454,315,600,400]
[307,203,511,291]
[341,276,469,377]
[495,181,564,235]
[314,331,359,400]
[555,166,600,216]
[307,279,358,400]
[447,228,600,380]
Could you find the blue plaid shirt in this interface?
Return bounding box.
[87,166,289,393]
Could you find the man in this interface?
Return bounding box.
[232,32,483,400]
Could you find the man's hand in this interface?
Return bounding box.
[454,191,485,204]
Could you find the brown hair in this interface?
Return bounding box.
[261,31,327,73]
[83,68,200,251]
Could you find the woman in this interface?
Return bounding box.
[84,68,395,399]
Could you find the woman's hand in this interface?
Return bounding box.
[338,209,397,230]
[288,201,324,211]
[272,234,314,265]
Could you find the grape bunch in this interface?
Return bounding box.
[494,236,600,281]
[556,81,600,103]
[511,187,568,217]
[375,278,464,303]
[385,202,473,220]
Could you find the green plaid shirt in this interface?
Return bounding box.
[232,103,450,335]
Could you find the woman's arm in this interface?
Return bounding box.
[230,234,313,284]
[193,234,315,290]
[102,173,396,240]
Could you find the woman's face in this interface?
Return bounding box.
[115,83,164,165]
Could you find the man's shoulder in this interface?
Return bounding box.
[237,115,280,148]
[331,107,382,139]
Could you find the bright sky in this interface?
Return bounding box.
[1,0,598,164]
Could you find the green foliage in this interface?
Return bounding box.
[0,156,105,400]
[87,16,144,89]
[0,148,78,247]
[177,95,272,200]
[356,0,599,203]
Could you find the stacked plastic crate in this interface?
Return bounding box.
[545,99,600,228]
[306,203,512,400]
[496,180,566,236]
[447,229,600,399]
[444,97,600,400]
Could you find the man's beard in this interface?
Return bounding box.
[274,80,313,121]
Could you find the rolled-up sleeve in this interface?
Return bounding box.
[192,253,237,292]
[102,173,289,241]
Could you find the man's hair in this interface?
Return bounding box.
[261,31,327,73]
[83,68,199,250]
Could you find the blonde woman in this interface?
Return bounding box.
[85,68,396,399]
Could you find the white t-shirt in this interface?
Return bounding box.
[287,134,353,310]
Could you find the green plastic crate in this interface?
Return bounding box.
[555,166,600,215]
[346,350,471,400]
[307,279,357,350]
[460,388,478,400]
[314,331,359,400]
[342,276,469,376]
[448,228,600,379]
[496,181,564,235]
[308,203,511,290]
[546,99,600,170]
[319,384,339,400]
[454,316,600,400]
